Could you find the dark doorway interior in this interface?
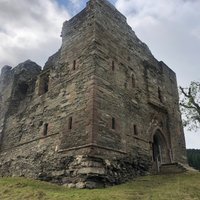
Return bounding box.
[152,130,170,169]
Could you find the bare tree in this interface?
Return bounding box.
[179,81,200,131]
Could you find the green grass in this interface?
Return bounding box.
[0,172,200,200]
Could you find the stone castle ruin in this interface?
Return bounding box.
[0,0,187,188]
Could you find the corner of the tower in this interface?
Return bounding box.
[87,0,127,22]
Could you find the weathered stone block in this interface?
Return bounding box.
[76,182,86,189]
[77,167,105,175]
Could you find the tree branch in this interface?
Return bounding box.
[179,86,190,98]
[180,103,197,110]
[180,86,200,116]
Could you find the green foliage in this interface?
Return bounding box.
[187,149,200,170]
[0,173,200,199]
[179,81,200,131]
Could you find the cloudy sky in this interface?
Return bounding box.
[0,0,199,148]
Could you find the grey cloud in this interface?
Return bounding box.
[0,0,70,68]
[115,0,200,86]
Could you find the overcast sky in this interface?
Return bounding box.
[0,0,199,148]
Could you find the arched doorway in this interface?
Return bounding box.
[152,129,170,171]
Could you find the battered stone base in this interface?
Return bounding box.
[44,155,151,188]
[0,151,151,188]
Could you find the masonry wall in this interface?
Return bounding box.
[0,65,13,145]
[58,4,96,151]
[0,3,97,183]
[92,0,151,159]
[90,0,187,164]
[0,62,41,148]
[0,3,97,151]
[0,0,187,188]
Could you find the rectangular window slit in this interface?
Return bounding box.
[112,117,115,129]
[134,125,138,135]
[73,60,76,70]
[158,87,163,103]
[68,117,73,130]
[43,123,48,136]
[132,75,136,88]
[112,61,115,71]
[38,72,50,96]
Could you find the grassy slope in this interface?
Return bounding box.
[0,172,200,200]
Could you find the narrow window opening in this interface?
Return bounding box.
[73,60,76,70]
[124,82,127,89]
[18,82,29,95]
[158,87,163,103]
[68,117,73,130]
[131,75,136,88]
[38,72,50,95]
[44,80,49,93]
[112,117,115,129]
[133,125,138,135]
[43,123,48,136]
[39,121,43,127]
[112,61,115,71]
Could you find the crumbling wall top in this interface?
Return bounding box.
[13,60,41,75]
[1,65,12,76]
[88,0,126,22]
[61,0,126,39]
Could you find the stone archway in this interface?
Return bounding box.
[152,129,171,171]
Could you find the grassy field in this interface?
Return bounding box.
[0,172,200,200]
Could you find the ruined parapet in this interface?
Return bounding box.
[0,65,13,113]
[0,60,41,150]
[43,49,61,70]
[0,65,14,146]
[7,60,41,115]
[0,65,13,90]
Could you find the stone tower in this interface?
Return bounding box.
[0,0,187,188]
